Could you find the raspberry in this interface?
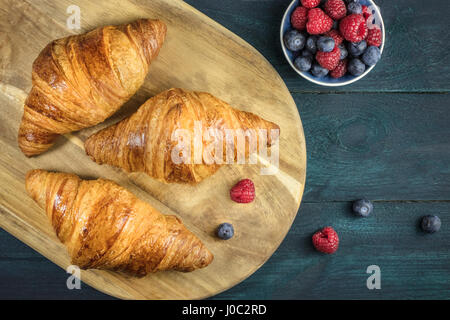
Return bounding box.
[312,227,339,254]
[339,14,368,42]
[230,179,255,203]
[324,0,347,20]
[300,0,320,9]
[330,59,348,78]
[362,5,371,20]
[316,45,341,70]
[366,27,382,47]
[325,29,344,46]
[291,6,309,31]
[306,8,333,35]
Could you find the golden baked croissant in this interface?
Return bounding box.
[25,169,213,276]
[85,88,280,184]
[18,19,167,157]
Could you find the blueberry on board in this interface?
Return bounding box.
[348,58,366,76]
[294,56,312,72]
[284,30,306,52]
[217,223,234,240]
[339,44,348,60]
[347,40,367,57]
[347,2,362,14]
[317,36,335,53]
[362,46,381,66]
[306,36,318,54]
[311,62,329,77]
[421,215,441,233]
[352,199,373,217]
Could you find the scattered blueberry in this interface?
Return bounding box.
[348,58,366,76]
[217,223,234,240]
[311,62,329,77]
[347,2,362,14]
[317,36,335,53]
[284,30,306,52]
[421,215,441,233]
[339,44,348,60]
[362,46,381,66]
[306,36,318,54]
[347,40,367,57]
[352,199,373,217]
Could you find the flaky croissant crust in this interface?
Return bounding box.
[85,88,280,184]
[18,19,166,157]
[25,169,213,276]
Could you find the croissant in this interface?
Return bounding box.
[18,19,167,157]
[25,169,213,276]
[85,88,280,184]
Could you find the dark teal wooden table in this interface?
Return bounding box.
[1,0,449,299]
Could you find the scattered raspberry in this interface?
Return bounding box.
[312,227,339,254]
[325,29,344,46]
[230,179,255,203]
[362,5,371,20]
[291,6,309,31]
[339,14,368,42]
[330,59,348,78]
[324,0,347,20]
[300,0,320,9]
[316,45,341,70]
[366,27,382,47]
[306,8,333,35]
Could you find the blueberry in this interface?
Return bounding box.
[421,215,441,233]
[301,50,313,58]
[284,30,305,52]
[217,223,234,240]
[311,62,329,77]
[362,46,381,66]
[352,199,373,217]
[347,40,367,57]
[294,56,312,72]
[317,36,335,53]
[306,36,318,54]
[348,58,366,76]
[339,44,348,60]
[347,2,362,14]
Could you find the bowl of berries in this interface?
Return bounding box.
[281,0,384,86]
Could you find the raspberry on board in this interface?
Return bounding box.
[312,226,339,254]
[230,179,256,203]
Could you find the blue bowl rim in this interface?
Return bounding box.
[280,0,385,87]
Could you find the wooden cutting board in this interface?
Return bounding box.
[0,0,306,299]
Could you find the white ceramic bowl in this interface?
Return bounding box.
[280,0,385,86]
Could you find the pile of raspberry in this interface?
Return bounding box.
[283,0,382,79]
